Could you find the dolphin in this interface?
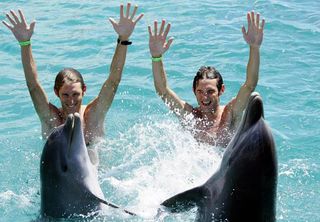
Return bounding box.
[161,92,278,221]
[40,113,135,218]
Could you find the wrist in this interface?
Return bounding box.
[117,38,132,46]
[118,35,129,41]
[249,45,260,50]
[19,40,31,47]
[151,55,162,62]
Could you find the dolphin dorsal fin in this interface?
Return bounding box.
[161,186,205,213]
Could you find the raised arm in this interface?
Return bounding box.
[148,20,193,118]
[231,11,265,125]
[2,10,55,123]
[86,3,143,123]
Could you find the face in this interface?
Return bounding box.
[56,82,85,115]
[194,79,222,113]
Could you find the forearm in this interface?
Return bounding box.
[108,39,128,86]
[152,60,169,96]
[95,39,128,110]
[20,44,50,118]
[21,45,40,90]
[152,60,190,115]
[245,46,260,90]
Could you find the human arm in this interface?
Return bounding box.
[231,11,265,125]
[85,3,144,125]
[2,10,56,123]
[148,20,193,118]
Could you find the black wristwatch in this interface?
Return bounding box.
[117,38,132,45]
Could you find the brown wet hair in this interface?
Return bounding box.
[192,66,224,93]
[54,68,86,92]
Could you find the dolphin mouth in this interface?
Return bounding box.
[227,92,263,151]
[66,113,83,158]
[66,114,75,157]
[241,92,263,129]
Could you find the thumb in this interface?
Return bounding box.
[109,18,117,28]
[241,26,246,36]
[30,21,36,32]
[164,37,174,52]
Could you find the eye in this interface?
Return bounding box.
[197,90,204,94]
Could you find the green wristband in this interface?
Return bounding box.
[19,40,31,46]
[151,56,162,62]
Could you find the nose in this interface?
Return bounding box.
[66,97,74,105]
[200,91,208,98]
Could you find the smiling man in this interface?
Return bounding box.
[3,3,143,163]
[148,11,265,147]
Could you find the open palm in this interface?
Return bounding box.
[109,3,144,40]
[2,10,35,42]
[148,20,174,57]
[242,11,265,48]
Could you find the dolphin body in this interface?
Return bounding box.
[40,113,134,218]
[162,92,278,222]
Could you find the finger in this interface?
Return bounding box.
[261,19,265,30]
[251,11,255,25]
[159,20,165,35]
[256,13,260,28]
[133,13,144,25]
[109,17,117,28]
[126,2,131,18]
[165,37,174,50]
[120,4,124,19]
[30,21,36,32]
[130,5,137,20]
[6,13,17,25]
[163,23,171,39]
[2,20,13,30]
[18,9,27,26]
[148,25,153,37]
[241,25,246,35]
[246,12,250,27]
[154,20,158,36]
[10,10,20,24]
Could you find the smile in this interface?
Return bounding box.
[202,101,211,106]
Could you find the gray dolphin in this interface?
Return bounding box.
[40,113,135,218]
[161,92,278,222]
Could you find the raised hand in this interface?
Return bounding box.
[109,3,144,40]
[148,20,174,58]
[242,11,265,48]
[2,10,35,42]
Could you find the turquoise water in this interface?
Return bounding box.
[0,0,319,221]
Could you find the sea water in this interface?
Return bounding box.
[0,0,319,221]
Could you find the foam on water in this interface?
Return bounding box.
[95,119,222,220]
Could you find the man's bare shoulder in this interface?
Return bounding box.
[41,103,62,124]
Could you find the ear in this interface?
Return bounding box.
[82,84,87,95]
[218,84,225,96]
[54,88,60,97]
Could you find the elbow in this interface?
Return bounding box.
[243,82,257,93]
[157,89,167,98]
[154,84,167,97]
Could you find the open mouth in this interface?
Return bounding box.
[202,101,211,106]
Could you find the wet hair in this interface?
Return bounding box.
[192,66,224,93]
[54,68,86,92]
